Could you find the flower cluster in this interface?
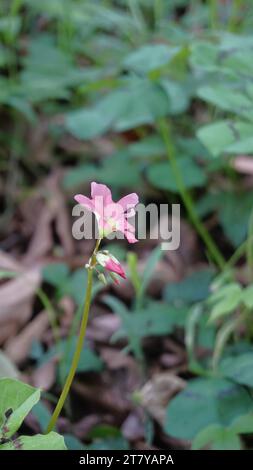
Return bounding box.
[75,182,139,284]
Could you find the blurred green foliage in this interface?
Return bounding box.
[1,0,253,451]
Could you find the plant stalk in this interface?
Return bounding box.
[158,118,225,270]
[46,238,101,433]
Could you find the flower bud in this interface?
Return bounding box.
[96,251,126,281]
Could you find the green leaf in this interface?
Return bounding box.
[147,158,206,192]
[127,252,141,296]
[164,269,214,304]
[0,16,21,39]
[66,79,170,139]
[126,135,165,159]
[118,301,188,339]
[218,192,253,247]
[227,136,253,154]
[139,245,163,300]
[0,378,40,439]
[40,338,103,378]
[242,285,253,309]
[64,434,84,450]
[64,157,141,190]
[123,44,180,74]
[190,41,218,73]
[0,432,66,450]
[19,34,89,103]
[192,424,241,450]
[85,437,129,450]
[161,79,189,115]
[42,263,70,288]
[197,191,253,247]
[31,401,51,433]
[64,268,87,305]
[208,283,242,323]
[197,120,253,157]
[164,378,253,440]
[197,85,253,121]
[232,413,253,434]
[64,340,103,376]
[113,80,169,132]
[220,352,253,387]
[94,155,142,187]
[63,164,98,189]
[88,424,122,439]
[66,104,116,140]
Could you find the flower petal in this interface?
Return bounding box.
[117,218,138,243]
[105,258,126,279]
[117,193,139,212]
[124,230,138,243]
[91,182,112,205]
[74,194,94,211]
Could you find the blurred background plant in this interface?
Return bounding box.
[1,0,253,451]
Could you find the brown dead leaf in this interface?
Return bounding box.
[0,268,41,344]
[139,372,186,425]
[0,250,23,273]
[0,323,18,344]
[160,353,184,368]
[134,441,158,450]
[27,116,52,164]
[22,206,53,265]
[233,155,253,175]
[59,296,75,330]
[5,310,49,364]
[48,172,75,257]
[149,214,197,271]
[21,171,74,266]
[32,356,58,390]
[87,314,121,342]
[99,347,135,370]
[73,379,131,415]
[121,412,145,442]
[73,415,101,440]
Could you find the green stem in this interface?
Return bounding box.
[46,239,101,433]
[246,210,253,278]
[37,288,60,346]
[228,0,243,32]
[158,118,225,270]
[153,0,163,28]
[209,0,219,30]
[225,234,253,272]
[128,0,147,35]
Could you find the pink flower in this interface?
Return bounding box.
[74,182,138,243]
[96,252,126,283]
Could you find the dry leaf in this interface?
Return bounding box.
[22,206,53,265]
[99,347,135,370]
[73,415,101,439]
[0,250,23,273]
[73,380,131,415]
[0,268,41,343]
[48,172,74,257]
[22,171,74,266]
[121,412,144,441]
[5,310,49,364]
[88,314,121,342]
[0,323,18,344]
[233,155,253,175]
[139,372,186,425]
[32,357,58,390]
